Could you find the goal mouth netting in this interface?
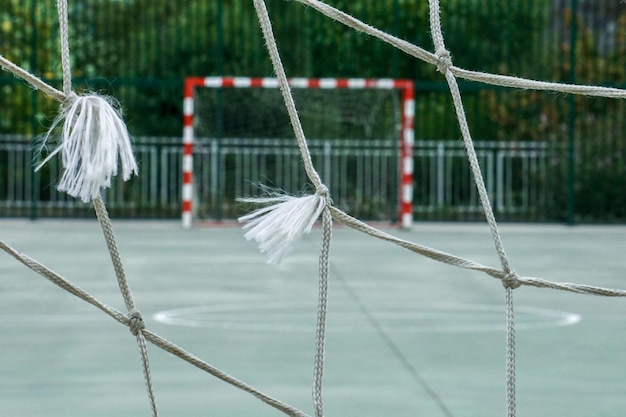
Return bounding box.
[1,1,626,417]
[183,77,413,226]
[195,84,400,141]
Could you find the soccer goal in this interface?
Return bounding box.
[182,76,414,229]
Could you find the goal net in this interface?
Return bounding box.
[182,77,414,228]
[2,1,626,417]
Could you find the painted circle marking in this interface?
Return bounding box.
[153,302,581,333]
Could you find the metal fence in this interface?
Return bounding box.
[0,135,563,221]
[414,141,563,221]
[0,0,625,222]
[0,135,182,218]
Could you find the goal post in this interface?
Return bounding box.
[182,76,414,228]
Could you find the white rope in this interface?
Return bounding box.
[250,3,334,416]
[0,237,311,417]
[504,287,517,417]
[93,197,136,311]
[56,0,72,96]
[426,3,520,414]
[0,55,67,102]
[2,1,626,417]
[252,0,325,192]
[295,0,626,99]
[313,206,332,417]
[0,239,128,324]
[92,196,159,416]
[426,0,514,274]
[54,1,150,413]
[242,0,331,266]
[6,218,625,417]
[4,1,324,415]
[329,207,626,296]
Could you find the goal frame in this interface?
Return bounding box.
[182,76,415,228]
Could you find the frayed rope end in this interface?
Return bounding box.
[35,93,138,203]
[237,191,328,264]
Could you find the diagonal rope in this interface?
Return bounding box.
[252,0,325,193]
[93,196,158,416]
[427,3,519,415]
[2,2,626,417]
[294,0,626,99]
[0,55,67,102]
[426,0,513,275]
[0,237,311,417]
[93,196,136,312]
[0,239,128,325]
[328,207,626,297]
[55,1,156,413]
[252,2,333,416]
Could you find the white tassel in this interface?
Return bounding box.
[238,192,328,264]
[36,94,138,203]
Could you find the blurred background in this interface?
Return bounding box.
[0,0,624,222]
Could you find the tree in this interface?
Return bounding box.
[0,0,59,134]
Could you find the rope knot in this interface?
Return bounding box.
[435,48,452,74]
[62,91,78,108]
[502,270,522,290]
[128,308,145,336]
[315,184,332,206]
[315,184,329,197]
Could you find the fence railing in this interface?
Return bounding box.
[0,135,560,221]
[0,1,622,222]
[414,140,558,218]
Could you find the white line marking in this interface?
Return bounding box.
[153,302,581,333]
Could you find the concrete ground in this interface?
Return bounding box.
[1,218,625,417]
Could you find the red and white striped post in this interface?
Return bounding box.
[399,81,415,229]
[182,77,414,228]
[182,79,198,229]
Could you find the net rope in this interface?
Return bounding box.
[57,0,158,411]
[1,1,626,417]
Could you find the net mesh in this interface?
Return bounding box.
[192,84,402,220]
[195,87,400,141]
[1,1,626,417]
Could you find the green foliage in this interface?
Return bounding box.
[0,0,57,134]
[479,3,626,220]
[1,0,625,220]
[0,0,559,136]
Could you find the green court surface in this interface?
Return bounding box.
[1,219,625,417]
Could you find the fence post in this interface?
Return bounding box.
[323,141,332,187]
[216,0,225,221]
[29,0,39,221]
[436,142,445,208]
[211,139,219,217]
[217,0,224,75]
[566,0,579,225]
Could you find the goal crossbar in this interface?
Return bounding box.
[182,76,415,228]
